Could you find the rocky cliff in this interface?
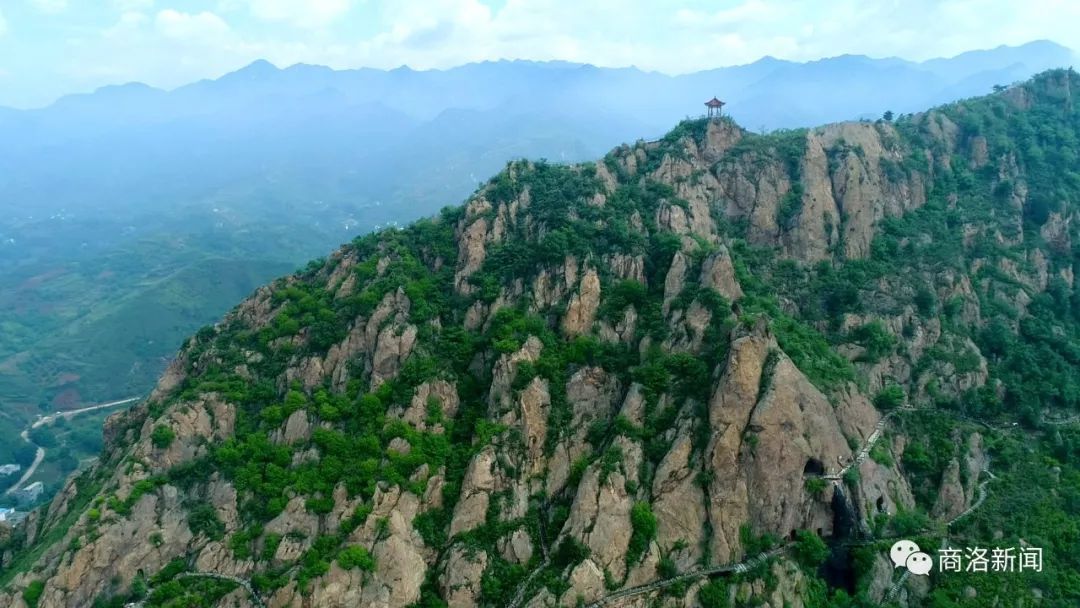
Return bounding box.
[3,69,1080,608]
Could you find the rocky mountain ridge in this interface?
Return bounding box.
[3,69,1080,608]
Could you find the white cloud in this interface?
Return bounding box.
[5,0,1080,108]
[111,0,154,10]
[154,9,230,42]
[30,0,68,14]
[247,0,353,28]
[673,0,777,28]
[103,11,149,39]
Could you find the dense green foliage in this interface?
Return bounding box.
[22,581,43,608]
[150,425,175,449]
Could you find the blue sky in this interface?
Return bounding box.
[1,0,1078,108]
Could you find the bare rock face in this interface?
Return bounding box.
[932,459,967,521]
[704,322,853,562]
[265,496,319,540]
[664,300,713,354]
[783,133,839,261]
[271,409,312,445]
[147,349,190,403]
[532,256,581,311]
[136,395,235,471]
[439,547,488,608]
[743,356,851,536]
[308,563,366,607]
[963,433,989,503]
[651,431,707,569]
[489,336,544,415]
[605,253,647,284]
[561,558,606,606]
[371,324,419,389]
[1041,211,1073,254]
[700,245,743,301]
[718,152,788,248]
[360,523,428,607]
[455,217,490,293]
[703,119,744,163]
[705,325,774,562]
[546,367,620,497]
[37,482,195,608]
[286,287,415,392]
[508,377,551,473]
[450,447,497,537]
[391,380,460,433]
[561,453,635,580]
[497,529,534,564]
[562,268,601,336]
[662,251,690,314]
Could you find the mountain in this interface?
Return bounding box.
[3,69,1080,607]
[0,40,1073,414]
[1,41,1075,422]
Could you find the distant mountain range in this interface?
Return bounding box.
[0,39,1074,416]
[1,40,1074,223]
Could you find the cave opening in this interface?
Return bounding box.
[803,458,825,476]
[820,486,862,594]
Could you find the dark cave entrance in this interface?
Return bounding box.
[803,458,825,476]
[820,486,861,595]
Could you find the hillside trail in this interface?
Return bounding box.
[583,406,1005,608]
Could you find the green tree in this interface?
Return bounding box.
[150,425,175,449]
[23,581,45,608]
[794,530,830,567]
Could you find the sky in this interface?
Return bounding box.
[1,0,1079,108]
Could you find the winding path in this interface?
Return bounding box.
[124,571,266,608]
[825,406,914,482]
[176,572,266,608]
[577,405,1003,608]
[4,397,140,497]
[1040,413,1080,426]
[566,407,913,608]
[885,463,997,603]
[584,547,789,608]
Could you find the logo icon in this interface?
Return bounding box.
[890,540,920,569]
[906,551,933,575]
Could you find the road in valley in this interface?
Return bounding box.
[3,397,140,497]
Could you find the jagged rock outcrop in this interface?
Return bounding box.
[700,244,743,301]
[562,268,601,336]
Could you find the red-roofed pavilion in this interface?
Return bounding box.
[705,97,725,118]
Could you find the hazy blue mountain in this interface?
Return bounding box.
[0,40,1074,418]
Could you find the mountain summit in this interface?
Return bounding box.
[3,70,1080,607]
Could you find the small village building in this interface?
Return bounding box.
[14,481,44,506]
